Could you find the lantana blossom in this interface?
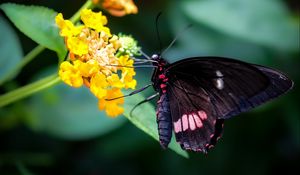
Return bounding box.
[55,9,140,117]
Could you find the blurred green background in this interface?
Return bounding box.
[0,0,299,174]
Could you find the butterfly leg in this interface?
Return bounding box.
[129,93,159,117]
[106,83,153,101]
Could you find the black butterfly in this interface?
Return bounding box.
[149,54,293,153]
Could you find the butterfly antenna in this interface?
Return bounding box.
[161,24,193,56]
[138,49,152,60]
[156,12,163,54]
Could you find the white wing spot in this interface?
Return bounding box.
[216,70,223,77]
[215,78,224,90]
[214,70,224,90]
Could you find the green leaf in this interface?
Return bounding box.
[27,72,126,140]
[182,0,299,51]
[0,15,23,82]
[123,93,189,158]
[0,3,66,58]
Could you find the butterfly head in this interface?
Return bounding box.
[151,54,161,61]
[151,54,169,67]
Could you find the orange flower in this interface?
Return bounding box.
[96,0,138,17]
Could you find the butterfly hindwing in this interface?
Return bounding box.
[167,77,223,152]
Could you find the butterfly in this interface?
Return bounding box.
[149,54,293,153]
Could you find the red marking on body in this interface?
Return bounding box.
[158,74,166,79]
[163,78,168,82]
[160,84,167,89]
[182,114,189,131]
[188,114,196,130]
[174,118,182,133]
[193,113,203,128]
[198,111,207,120]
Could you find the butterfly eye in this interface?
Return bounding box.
[151,54,159,60]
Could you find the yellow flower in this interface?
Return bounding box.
[55,9,138,117]
[78,60,99,77]
[55,13,83,37]
[90,73,109,99]
[107,74,124,88]
[121,69,137,89]
[118,55,133,67]
[99,0,138,17]
[99,88,124,117]
[109,35,121,50]
[80,9,111,35]
[59,61,83,88]
[67,37,89,56]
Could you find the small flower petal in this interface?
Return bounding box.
[80,9,111,35]
[59,61,83,88]
[90,73,109,99]
[55,13,83,37]
[78,60,100,77]
[107,74,124,88]
[67,37,89,56]
[98,88,124,117]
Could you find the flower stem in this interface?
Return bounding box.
[0,45,45,85]
[0,74,61,108]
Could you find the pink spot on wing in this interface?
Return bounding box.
[198,111,207,120]
[193,113,203,128]
[188,114,196,130]
[210,134,214,139]
[174,118,182,133]
[182,114,189,131]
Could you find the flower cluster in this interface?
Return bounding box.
[55,9,139,117]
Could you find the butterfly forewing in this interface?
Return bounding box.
[166,57,293,119]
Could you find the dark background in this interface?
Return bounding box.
[0,0,299,174]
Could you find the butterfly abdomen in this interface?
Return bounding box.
[156,93,172,149]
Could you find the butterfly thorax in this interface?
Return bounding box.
[151,54,170,94]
